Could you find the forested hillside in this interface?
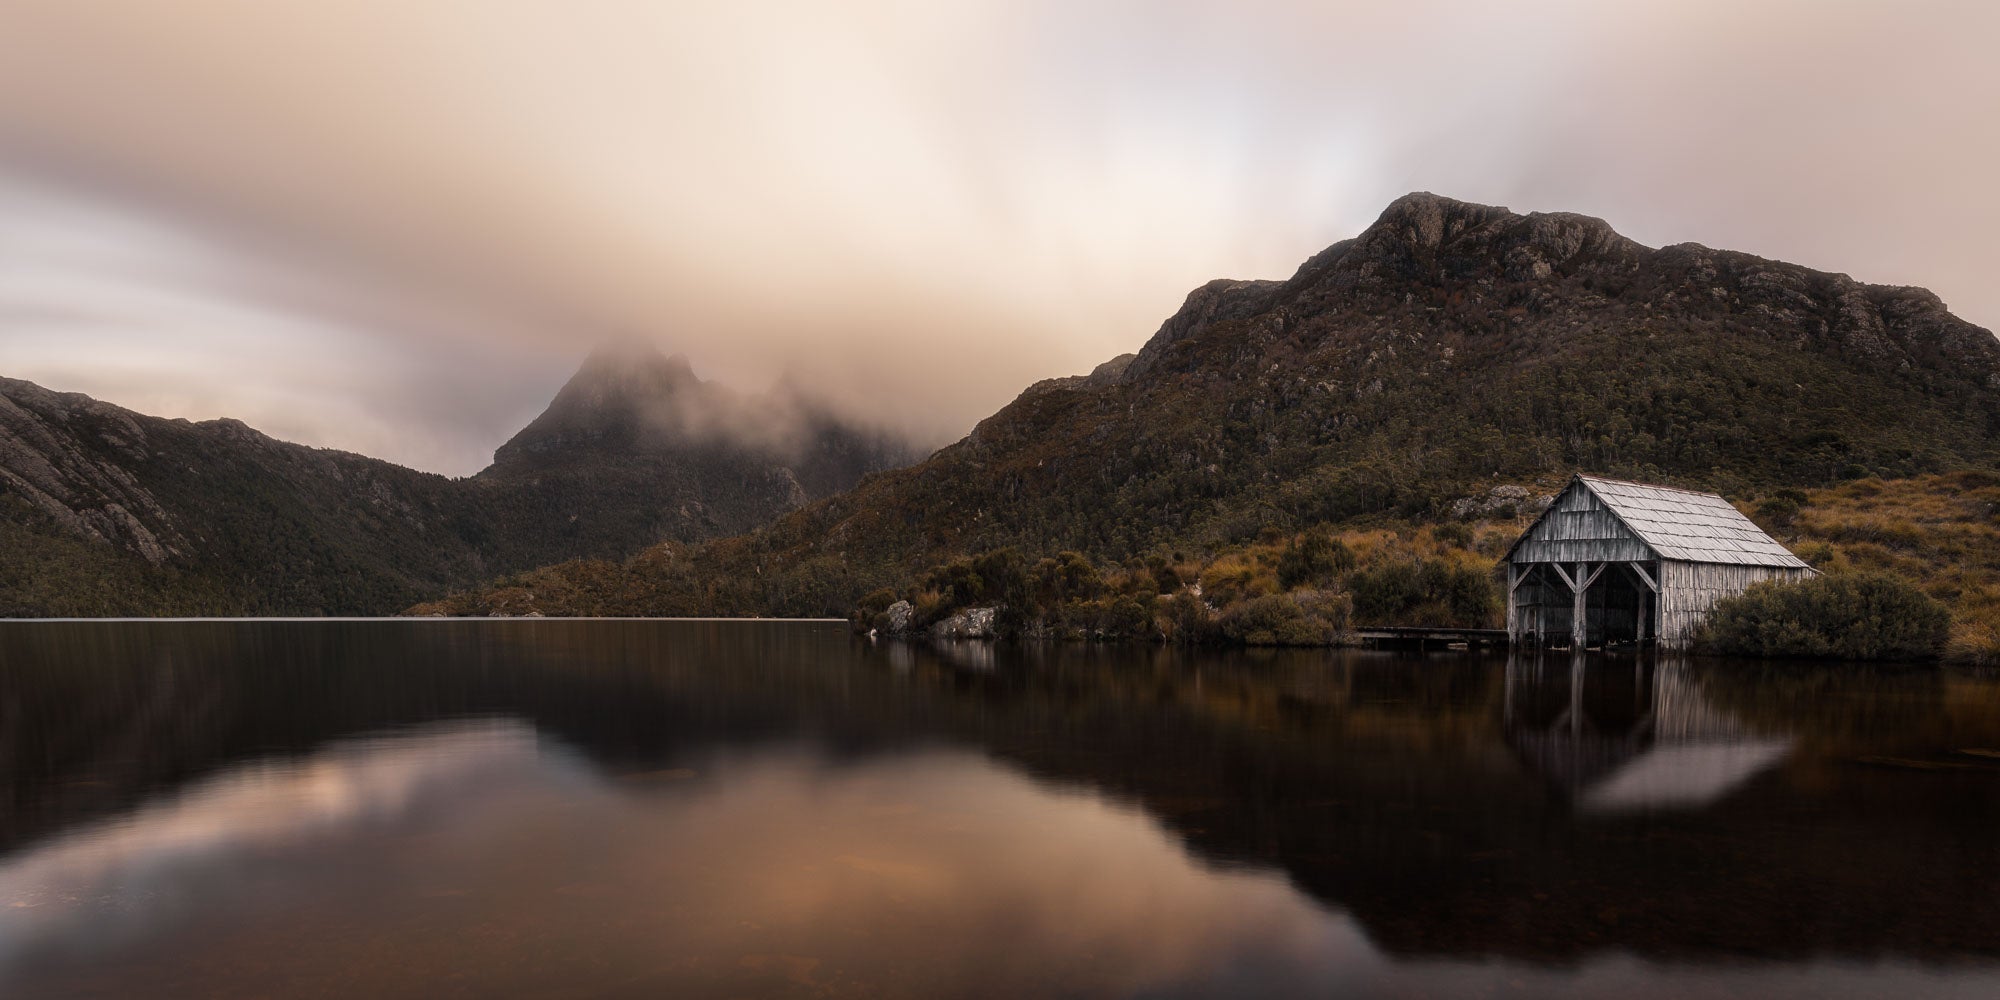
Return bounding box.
[418,194,2000,629]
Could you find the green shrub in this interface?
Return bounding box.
[1698,572,1951,661]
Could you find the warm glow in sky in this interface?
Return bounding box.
[2,0,1996,474]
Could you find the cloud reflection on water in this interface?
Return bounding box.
[0,719,1373,997]
[0,719,554,965]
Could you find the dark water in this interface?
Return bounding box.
[1,621,1997,999]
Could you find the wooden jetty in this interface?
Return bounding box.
[1355,626,1509,650]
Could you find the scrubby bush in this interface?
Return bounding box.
[1755,488,1808,530]
[912,588,953,628]
[1432,522,1475,550]
[852,587,899,632]
[970,549,1030,602]
[1698,572,1951,661]
[1199,554,1275,607]
[1033,551,1105,606]
[1349,557,1497,627]
[1217,594,1337,646]
[1158,589,1216,644]
[1277,529,1356,589]
[1098,595,1155,640]
[1291,588,1354,635]
[1350,560,1425,623]
[1947,619,2000,668]
[919,558,985,609]
[970,548,1034,635]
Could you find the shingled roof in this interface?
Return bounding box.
[1569,475,1809,568]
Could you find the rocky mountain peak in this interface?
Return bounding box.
[1334,192,1645,285]
[483,341,924,510]
[1361,191,1517,251]
[563,341,700,404]
[1106,190,1999,394]
[488,342,716,468]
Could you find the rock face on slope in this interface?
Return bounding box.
[0,344,921,615]
[1,375,499,615]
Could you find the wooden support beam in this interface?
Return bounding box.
[1618,562,1657,644]
[1549,562,1578,592]
[1581,563,1607,589]
[1506,564,1519,641]
[1572,561,1588,649]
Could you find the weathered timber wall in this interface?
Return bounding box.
[1510,486,1652,563]
[1656,560,1813,648]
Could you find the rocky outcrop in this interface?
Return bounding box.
[929,606,997,640]
[1448,485,1555,521]
[1018,353,1138,400]
[866,602,998,641]
[1125,279,1285,380]
[2,379,191,564]
[879,600,915,635]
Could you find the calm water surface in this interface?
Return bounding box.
[0,620,1997,998]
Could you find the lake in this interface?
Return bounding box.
[0,620,1996,999]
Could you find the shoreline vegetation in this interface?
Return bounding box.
[412,469,2000,666]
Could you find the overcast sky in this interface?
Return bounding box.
[2,1,1996,476]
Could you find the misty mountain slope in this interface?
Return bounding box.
[0,346,921,616]
[468,343,923,571]
[423,192,2000,617]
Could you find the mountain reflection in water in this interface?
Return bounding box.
[0,621,1997,999]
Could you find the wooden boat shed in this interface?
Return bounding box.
[1505,475,1814,649]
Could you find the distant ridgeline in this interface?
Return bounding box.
[8,193,2000,621]
[415,193,2000,631]
[0,346,920,616]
